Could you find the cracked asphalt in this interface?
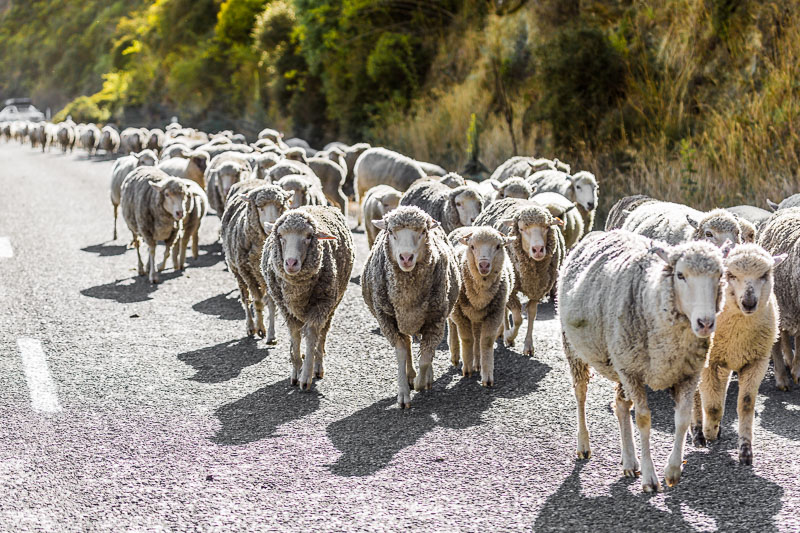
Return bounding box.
[1,142,799,531]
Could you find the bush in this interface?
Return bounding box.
[54,96,110,123]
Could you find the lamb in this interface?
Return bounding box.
[605,195,656,230]
[493,177,533,201]
[690,243,784,465]
[353,147,427,224]
[120,167,190,283]
[766,194,800,211]
[221,181,293,342]
[172,180,209,270]
[474,198,565,355]
[438,172,466,189]
[362,184,402,248]
[157,149,210,189]
[276,175,328,209]
[757,207,800,389]
[531,191,583,249]
[447,227,515,386]
[120,127,145,154]
[558,230,725,492]
[308,156,347,215]
[737,218,758,244]
[416,160,447,177]
[621,201,742,247]
[489,156,570,183]
[205,159,253,216]
[399,180,483,234]
[56,122,76,153]
[109,149,159,240]
[261,206,354,389]
[528,169,598,232]
[362,206,461,407]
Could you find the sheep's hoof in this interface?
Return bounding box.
[314,369,324,379]
[664,464,682,488]
[397,391,411,409]
[266,337,278,345]
[481,379,494,388]
[641,479,662,493]
[739,442,753,465]
[257,328,266,338]
[691,425,706,447]
[299,380,313,391]
[450,356,460,367]
[622,469,640,478]
[462,368,471,378]
[290,377,298,386]
[576,450,591,460]
[775,376,790,391]
[793,373,800,385]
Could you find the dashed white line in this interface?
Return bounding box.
[16,338,61,413]
[0,237,12,258]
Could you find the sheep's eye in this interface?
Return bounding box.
[456,202,462,207]
[705,231,713,238]
[728,274,737,281]
[575,186,581,190]
[676,272,685,281]
[496,244,501,250]
[761,273,768,281]
[470,245,474,250]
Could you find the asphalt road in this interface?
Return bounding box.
[1,141,799,532]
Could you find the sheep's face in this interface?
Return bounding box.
[506,217,562,261]
[454,190,482,227]
[276,223,335,275]
[688,214,741,247]
[460,230,514,277]
[571,176,597,212]
[152,180,189,221]
[217,167,247,201]
[380,193,402,217]
[283,184,307,209]
[373,216,437,272]
[725,248,785,315]
[739,221,757,244]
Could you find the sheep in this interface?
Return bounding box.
[146,128,164,154]
[201,143,254,160]
[489,156,570,183]
[531,191,583,249]
[472,178,501,208]
[766,194,800,211]
[276,175,327,209]
[474,198,565,355]
[308,156,347,215]
[98,126,120,154]
[528,169,598,232]
[120,167,190,284]
[206,159,253,217]
[266,160,321,187]
[258,127,284,144]
[727,205,773,228]
[110,149,159,240]
[622,201,742,247]
[438,172,466,189]
[261,206,354,389]
[362,206,461,408]
[690,243,785,464]
[399,180,484,234]
[249,152,281,179]
[119,127,145,154]
[493,177,533,201]
[353,147,427,225]
[221,181,293,342]
[605,195,657,230]
[758,207,800,389]
[447,227,515,386]
[172,180,209,270]
[157,150,210,189]
[160,143,191,159]
[284,137,317,156]
[559,230,725,492]
[56,122,76,153]
[79,124,100,156]
[416,161,447,177]
[737,218,758,244]
[362,184,402,248]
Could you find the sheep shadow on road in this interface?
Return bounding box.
[81,242,128,256]
[212,379,321,445]
[177,336,268,383]
[326,348,551,477]
[192,290,244,321]
[80,272,182,303]
[534,450,782,532]
[758,371,800,443]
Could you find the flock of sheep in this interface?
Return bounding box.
[4,117,800,494]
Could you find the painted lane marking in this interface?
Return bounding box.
[0,237,12,258]
[16,338,61,413]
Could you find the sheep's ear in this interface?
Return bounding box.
[132,151,142,160]
[503,236,517,247]
[149,181,164,192]
[773,253,788,267]
[316,231,337,240]
[372,219,387,230]
[650,246,670,263]
[263,222,274,234]
[686,215,700,229]
[766,199,779,211]
[458,233,473,245]
[491,181,501,191]
[427,219,441,230]
[551,218,564,228]
[720,239,734,258]
[281,190,294,202]
[500,218,515,229]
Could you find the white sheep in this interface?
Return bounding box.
[353,147,427,225]
[531,191,583,249]
[399,180,484,233]
[622,201,743,247]
[528,169,598,233]
[172,180,209,270]
[109,150,159,240]
[362,184,402,248]
[489,156,570,183]
[157,149,210,188]
[559,230,725,492]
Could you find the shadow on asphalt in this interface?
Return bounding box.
[326,348,551,476]
[192,290,244,320]
[81,242,128,256]
[758,371,800,442]
[178,337,268,383]
[80,271,182,303]
[534,450,782,531]
[187,243,225,269]
[212,379,321,445]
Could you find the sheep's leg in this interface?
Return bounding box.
[504,296,522,347]
[264,294,277,345]
[170,242,180,271]
[789,335,800,385]
[737,357,769,465]
[665,377,697,488]
[472,323,482,373]
[287,318,303,386]
[113,205,118,240]
[690,389,705,446]
[233,272,255,336]
[460,327,475,377]
[523,301,538,356]
[396,334,413,408]
[565,332,591,459]
[414,333,439,391]
[178,233,189,270]
[299,322,320,391]
[623,376,659,492]
[773,332,791,390]
[614,383,639,475]
[699,364,730,442]
[314,316,333,379]
[448,318,461,368]
[241,269,265,338]
[192,229,200,260]
[133,239,145,276]
[479,322,497,387]
[147,241,159,284]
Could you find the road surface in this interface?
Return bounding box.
[0,142,798,531]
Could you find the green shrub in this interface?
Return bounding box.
[54,96,110,123]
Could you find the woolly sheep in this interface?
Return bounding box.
[766,194,800,212]
[474,198,565,355]
[362,206,461,407]
[353,147,427,224]
[120,167,190,283]
[221,181,293,342]
[622,201,742,247]
[399,180,483,234]
[528,169,598,233]
[690,243,784,465]
[308,156,347,215]
[559,230,725,492]
[79,124,100,156]
[200,142,254,160]
[363,184,402,248]
[605,195,656,230]
[531,191,583,249]
[416,160,447,177]
[726,205,773,228]
[146,128,164,154]
[276,175,327,209]
[493,177,533,201]
[258,128,284,144]
[340,143,370,199]
[157,150,210,189]
[757,207,800,389]
[110,149,159,240]
[172,180,209,270]
[56,122,76,153]
[262,206,354,389]
[284,137,317,156]
[438,172,467,189]
[120,127,145,154]
[160,143,191,159]
[206,159,253,217]
[447,227,515,386]
[266,160,322,189]
[489,156,570,183]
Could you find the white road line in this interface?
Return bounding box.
[16,338,61,413]
[0,237,12,258]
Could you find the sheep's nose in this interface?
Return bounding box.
[399,253,414,264]
[742,294,758,313]
[478,259,491,274]
[285,258,299,271]
[175,211,184,219]
[696,318,715,332]
[587,202,594,210]
[531,245,545,258]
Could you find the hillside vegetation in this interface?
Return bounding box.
[0,0,798,217]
